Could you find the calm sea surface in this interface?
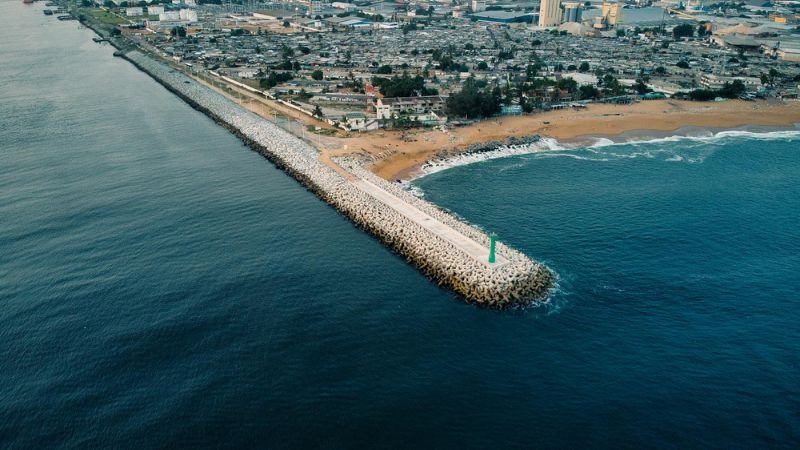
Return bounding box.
[2,2,799,448]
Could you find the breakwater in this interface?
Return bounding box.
[123,50,552,307]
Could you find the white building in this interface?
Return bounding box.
[159,11,181,21]
[331,2,356,10]
[700,74,761,91]
[125,7,143,16]
[472,0,486,12]
[179,8,198,22]
[376,96,447,119]
[309,0,322,16]
[147,5,164,15]
[539,0,562,27]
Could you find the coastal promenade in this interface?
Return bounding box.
[122,50,552,307]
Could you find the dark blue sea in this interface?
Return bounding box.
[2,2,799,448]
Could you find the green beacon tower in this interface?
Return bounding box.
[488,233,497,264]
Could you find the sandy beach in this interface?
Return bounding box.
[344,99,800,180]
[182,71,800,181]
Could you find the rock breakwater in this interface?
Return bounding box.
[123,51,552,308]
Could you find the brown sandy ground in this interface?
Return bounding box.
[172,64,800,181]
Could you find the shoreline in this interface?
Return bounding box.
[64,3,800,185]
[360,100,800,181]
[405,123,800,182]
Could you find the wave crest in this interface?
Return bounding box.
[409,128,800,180]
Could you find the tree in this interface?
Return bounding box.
[313,105,324,118]
[676,60,690,69]
[477,61,489,71]
[445,77,501,119]
[311,69,323,81]
[282,20,290,27]
[557,77,577,93]
[673,23,694,40]
[601,74,624,96]
[373,73,436,97]
[578,62,590,72]
[578,84,599,100]
[688,89,716,101]
[768,68,780,86]
[376,64,392,74]
[260,71,293,89]
[170,26,186,38]
[718,80,745,98]
[634,78,651,94]
[401,21,417,34]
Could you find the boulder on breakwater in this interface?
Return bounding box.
[122,51,553,308]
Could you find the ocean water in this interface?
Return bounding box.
[2,2,800,448]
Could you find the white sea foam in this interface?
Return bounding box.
[614,128,800,147]
[589,137,616,147]
[408,128,800,181]
[412,137,565,179]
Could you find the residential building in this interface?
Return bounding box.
[376,96,447,119]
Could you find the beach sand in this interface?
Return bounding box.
[351,99,800,180]
[180,70,800,181]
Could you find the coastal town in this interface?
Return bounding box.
[37,0,798,136]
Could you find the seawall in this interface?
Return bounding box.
[121,50,553,308]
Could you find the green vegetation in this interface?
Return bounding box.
[578,84,599,100]
[311,69,324,81]
[673,23,694,40]
[259,71,293,89]
[446,77,501,119]
[687,80,746,101]
[171,26,186,38]
[401,21,418,34]
[372,73,438,97]
[85,8,129,26]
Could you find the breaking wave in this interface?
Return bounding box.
[411,137,565,179]
[408,129,800,181]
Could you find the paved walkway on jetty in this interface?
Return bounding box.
[350,179,508,266]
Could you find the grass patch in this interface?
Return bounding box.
[85,8,129,26]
